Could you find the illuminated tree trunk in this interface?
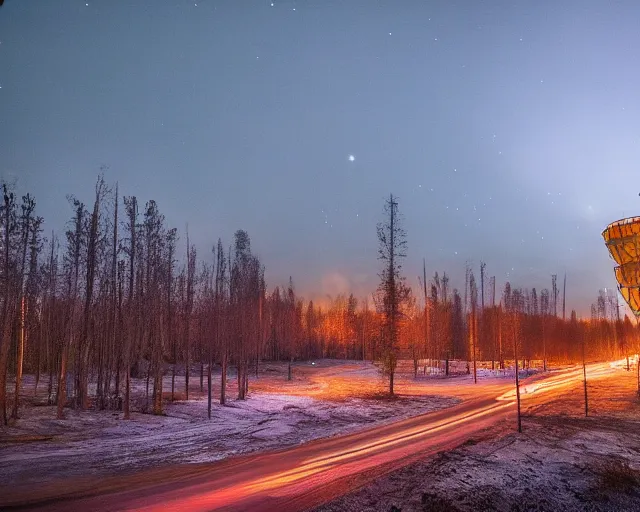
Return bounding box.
[12,297,26,419]
[469,272,478,384]
[12,194,35,420]
[581,315,588,417]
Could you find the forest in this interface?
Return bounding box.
[1,176,637,425]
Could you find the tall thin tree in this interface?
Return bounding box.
[123,196,138,420]
[376,194,409,395]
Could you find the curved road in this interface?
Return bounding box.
[9,362,617,512]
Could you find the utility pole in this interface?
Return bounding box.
[513,308,522,433]
[542,309,547,372]
[581,313,588,417]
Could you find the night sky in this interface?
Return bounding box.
[2,1,640,314]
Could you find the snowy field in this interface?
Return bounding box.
[317,363,640,512]
[1,360,467,490]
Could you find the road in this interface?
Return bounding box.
[10,362,620,512]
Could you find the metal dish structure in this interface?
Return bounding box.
[603,217,640,315]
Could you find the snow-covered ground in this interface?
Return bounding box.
[0,360,460,488]
[317,363,640,512]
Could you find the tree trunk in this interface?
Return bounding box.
[145,363,151,410]
[123,357,130,419]
[582,330,588,417]
[47,351,55,405]
[0,318,14,424]
[12,297,26,419]
[57,341,68,419]
[0,187,14,425]
[78,181,103,410]
[237,359,245,400]
[171,366,175,402]
[153,368,162,415]
[220,352,227,405]
[471,311,477,384]
[185,345,190,400]
[513,313,522,433]
[34,308,41,396]
[207,362,212,419]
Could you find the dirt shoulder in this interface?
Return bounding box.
[316,365,640,512]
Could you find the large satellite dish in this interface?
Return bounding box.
[602,217,640,315]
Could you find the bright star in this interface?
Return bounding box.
[348,155,355,162]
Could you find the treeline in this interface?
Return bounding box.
[0,178,636,423]
[407,272,638,375]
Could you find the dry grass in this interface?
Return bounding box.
[594,459,640,493]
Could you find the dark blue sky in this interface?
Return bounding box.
[2,1,639,313]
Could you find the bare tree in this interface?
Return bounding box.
[43,233,59,405]
[229,230,261,397]
[0,185,17,424]
[421,259,429,366]
[12,194,37,419]
[58,197,86,419]
[578,310,588,416]
[122,196,138,420]
[376,194,409,395]
[97,184,119,408]
[469,271,478,384]
[77,176,106,409]
[214,239,228,405]
[184,231,196,401]
[510,286,522,433]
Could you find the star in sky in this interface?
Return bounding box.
[348,155,355,162]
